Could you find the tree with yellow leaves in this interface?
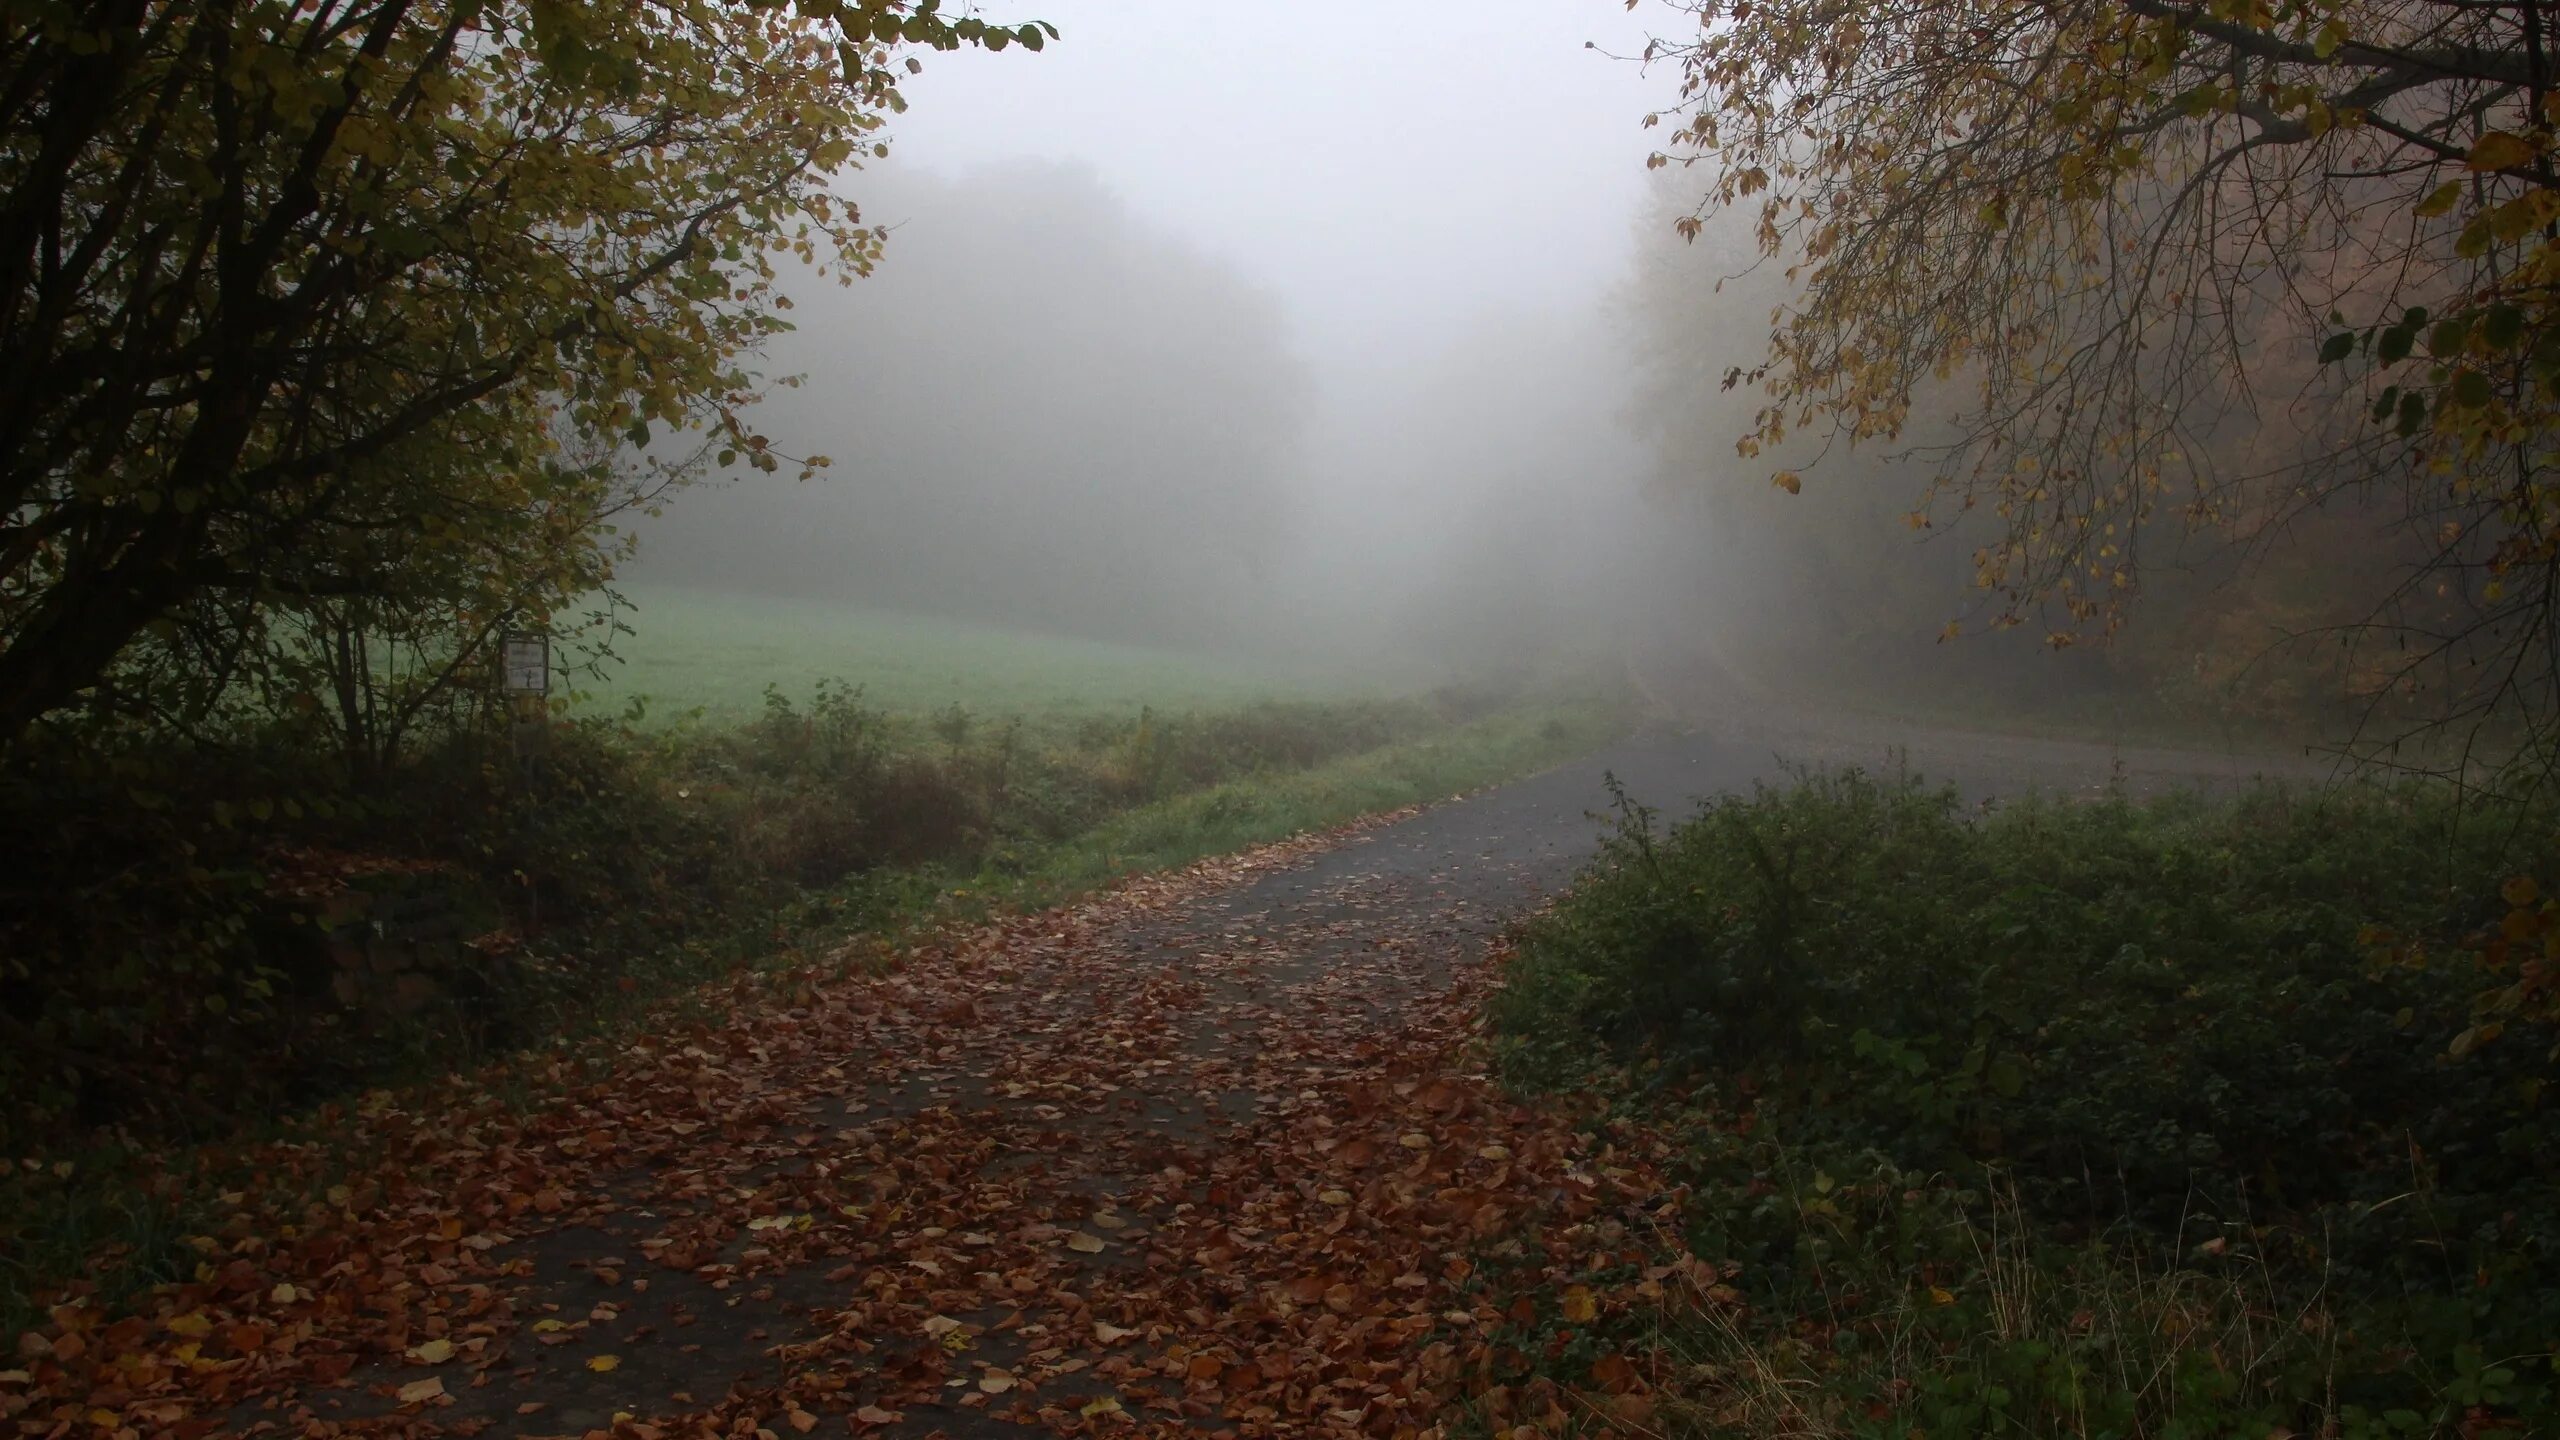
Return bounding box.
[0,0,1046,753]
[1644,0,2560,754]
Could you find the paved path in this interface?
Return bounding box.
[31,710,2310,1440]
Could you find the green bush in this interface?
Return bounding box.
[1493,769,2560,1436]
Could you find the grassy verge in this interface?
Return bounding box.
[0,686,1630,1334]
[1484,769,2559,1438]
[570,586,1361,723]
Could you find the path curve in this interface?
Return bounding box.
[24,709,2308,1440]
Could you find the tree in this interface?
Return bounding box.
[0,0,1049,752]
[629,160,1314,649]
[1642,0,2560,754]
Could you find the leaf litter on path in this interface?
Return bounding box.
[8,807,1705,1439]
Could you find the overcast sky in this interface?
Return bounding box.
[875,0,1669,392]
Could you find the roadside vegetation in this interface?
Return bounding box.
[0,597,1628,1330]
[1487,769,2558,1437]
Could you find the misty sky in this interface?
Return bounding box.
[631,1,1725,674]
[883,0,1665,392]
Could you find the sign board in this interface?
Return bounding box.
[501,633,550,695]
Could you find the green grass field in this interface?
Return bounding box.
[571,586,1365,723]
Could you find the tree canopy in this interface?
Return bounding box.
[0,0,1044,752]
[1646,0,2560,750]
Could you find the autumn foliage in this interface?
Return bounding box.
[1644,0,2560,750]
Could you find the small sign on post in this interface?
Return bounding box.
[501,632,550,788]
[498,631,551,929]
[501,633,551,697]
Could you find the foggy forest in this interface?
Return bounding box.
[5,2,2559,1437]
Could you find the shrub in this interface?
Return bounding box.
[1493,769,2560,1435]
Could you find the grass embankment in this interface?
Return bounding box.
[1,611,1631,1332]
[1487,771,2557,1438]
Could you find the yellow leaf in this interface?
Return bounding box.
[1771,470,1802,494]
[165,1313,213,1339]
[397,1377,447,1405]
[2416,181,2462,218]
[1066,1232,1106,1253]
[2502,875,2539,907]
[407,1337,456,1365]
[530,1318,568,1333]
[1929,1286,1956,1306]
[586,1353,620,1372]
[1561,1286,1599,1323]
[2468,131,2538,171]
[1081,1396,1125,1418]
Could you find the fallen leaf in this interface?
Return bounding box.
[396,1377,446,1405]
[785,1407,818,1433]
[1562,1286,1599,1323]
[407,1337,456,1364]
[587,1353,621,1372]
[979,1368,1015,1394]
[853,1405,903,1427]
[1066,1231,1105,1253]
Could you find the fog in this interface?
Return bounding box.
[626,0,2343,722]
[629,0,1702,687]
